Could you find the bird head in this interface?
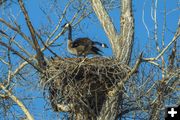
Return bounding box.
[61,23,71,35]
[61,23,71,29]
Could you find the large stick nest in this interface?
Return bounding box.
[41,57,131,116]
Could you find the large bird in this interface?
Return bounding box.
[62,23,108,57]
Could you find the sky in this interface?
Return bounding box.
[0,0,179,119]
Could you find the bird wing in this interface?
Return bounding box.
[73,38,93,47]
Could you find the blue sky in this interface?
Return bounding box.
[1,0,179,57]
[0,0,179,119]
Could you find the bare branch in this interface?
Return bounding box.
[142,0,150,39]
[90,0,117,55]
[119,0,134,64]
[143,23,180,62]
[46,0,74,43]
[109,53,143,97]
[18,0,46,69]
[168,41,177,72]
[0,83,34,120]
[1,31,32,58]
[36,31,60,59]
[0,18,32,45]
[0,41,42,73]
[0,57,9,65]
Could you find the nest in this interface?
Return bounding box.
[41,57,131,116]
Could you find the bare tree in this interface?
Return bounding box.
[0,0,93,119]
[0,0,179,120]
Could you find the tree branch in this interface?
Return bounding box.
[143,22,180,62]
[90,0,117,55]
[18,0,46,69]
[0,83,34,120]
[108,53,143,97]
[0,41,42,73]
[119,0,134,64]
[0,18,32,45]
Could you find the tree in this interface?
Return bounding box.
[0,0,179,120]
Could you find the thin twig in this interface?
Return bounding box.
[0,83,34,120]
[18,0,46,69]
[0,41,42,73]
[143,25,180,61]
[0,18,32,45]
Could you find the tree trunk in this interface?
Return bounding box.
[50,0,134,119]
[81,0,134,119]
[90,0,134,64]
[119,0,134,64]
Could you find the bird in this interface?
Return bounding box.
[62,23,108,57]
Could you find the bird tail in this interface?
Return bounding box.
[91,46,103,56]
[94,41,108,48]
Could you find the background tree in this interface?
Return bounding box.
[0,0,179,120]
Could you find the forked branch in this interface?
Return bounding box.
[0,83,34,120]
[18,0,46,69]
[143,20,180,62]
[0,41,42,73]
